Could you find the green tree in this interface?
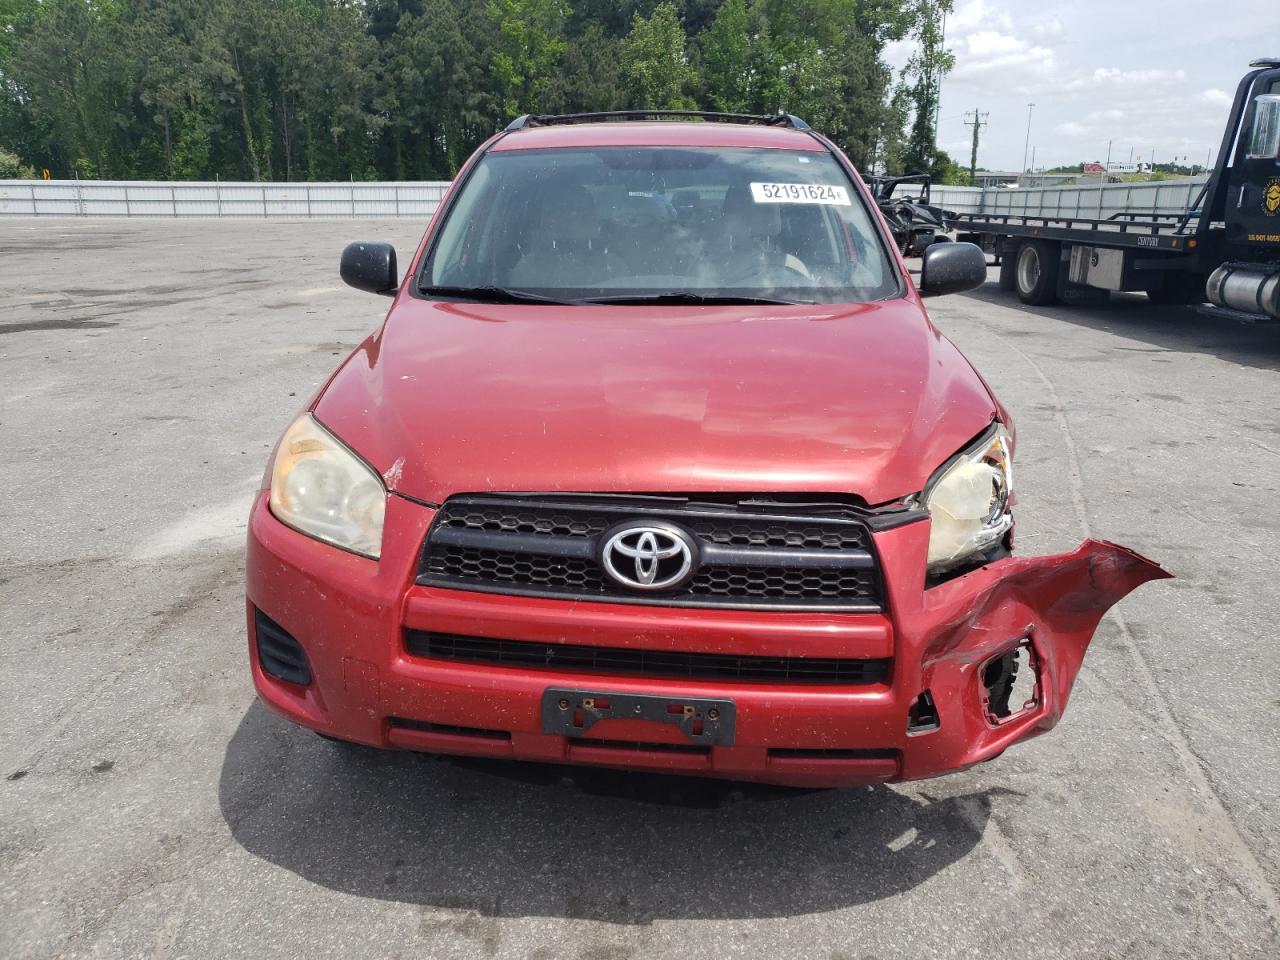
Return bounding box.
[379,0,499,179]
[874,83,912,174]
[489,0,568,116]
[900,0,954,175]
[695,0,910,169]
[0,144,35,178]
[621,2,696,110]
[5,0,135,178]
[545,21,626,113]
[700,0,762,113]
[0,0,921,180]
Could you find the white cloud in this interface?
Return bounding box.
[944,3,1061,85]
[965,31,1025,57]
[1029,17,1065,44]
[1066,67,1186,92]
[882,37,913,73]
[938,1,1261,169]
[949,0,1015,34]
[882,0,1262,170]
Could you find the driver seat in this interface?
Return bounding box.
[715,185,810,280]
[508,183,607,288]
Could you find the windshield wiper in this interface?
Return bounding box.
[419,284,580,305]
[579,292,808,306]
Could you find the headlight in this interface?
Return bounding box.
[269,414,386,559]
[924,424,1012,574]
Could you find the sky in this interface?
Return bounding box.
[883,0,1275,172]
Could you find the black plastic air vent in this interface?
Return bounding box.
[405,630,890,686]
[255,609,312,686]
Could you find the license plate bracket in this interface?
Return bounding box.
[541,687,736,747]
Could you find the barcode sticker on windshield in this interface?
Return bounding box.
[750,182,850,205]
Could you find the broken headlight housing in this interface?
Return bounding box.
[923,424,1013,575]
[269,414,386,559]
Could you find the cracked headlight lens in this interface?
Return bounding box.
[924,424,1012,574]
[269,414,386,559]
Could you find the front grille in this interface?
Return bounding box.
[433,545,606,592]
[439,504,868,550]
[405,630,891,685]
[689,564,874,601]
[418,495,883,611]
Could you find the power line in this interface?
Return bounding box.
[963,107,989,184]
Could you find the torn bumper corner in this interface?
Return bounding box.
[886,531,1172,780]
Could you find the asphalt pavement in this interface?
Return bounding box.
[1,218,1278,959]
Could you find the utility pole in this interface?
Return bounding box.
[1020,103,1035,186]
[963,107,989,185]
[932,6,948,155]
[1097,139,1112,219]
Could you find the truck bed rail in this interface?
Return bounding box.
[953,213,1200,251]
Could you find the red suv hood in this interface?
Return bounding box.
[312,297,998,506]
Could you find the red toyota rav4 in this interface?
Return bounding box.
[246,112,1167,787]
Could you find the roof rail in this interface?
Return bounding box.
[505,110,811,132]
[1249,57,1280,68]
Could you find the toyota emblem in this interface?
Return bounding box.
[601,524,695,590]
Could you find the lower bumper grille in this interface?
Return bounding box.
[405,630,891,685]
[255,609,311,686]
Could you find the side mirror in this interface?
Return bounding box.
[340,242,398,296]
[918,241,987,297]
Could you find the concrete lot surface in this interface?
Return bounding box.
[1,219,1278,959]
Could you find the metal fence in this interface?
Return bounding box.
[1,175,1207,223]
[0,179,452,218]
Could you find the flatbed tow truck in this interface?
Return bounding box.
[954,58,1280,321]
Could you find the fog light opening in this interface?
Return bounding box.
[906,689,940,735]
[254,608,313,687]
[982,640,1040,725]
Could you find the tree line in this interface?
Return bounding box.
[0,0,957,182]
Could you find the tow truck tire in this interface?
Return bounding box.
[1014,240,1060,305]
[998,252,1017,291]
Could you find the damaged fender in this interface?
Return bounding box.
[876,522,1171,781]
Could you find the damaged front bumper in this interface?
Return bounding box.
[877,521,1170,779]
[246,493,1169,787]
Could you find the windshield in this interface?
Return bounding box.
[421,145,899,304]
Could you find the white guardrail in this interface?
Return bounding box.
[0,179,452,218]
[0,176,1207,221]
